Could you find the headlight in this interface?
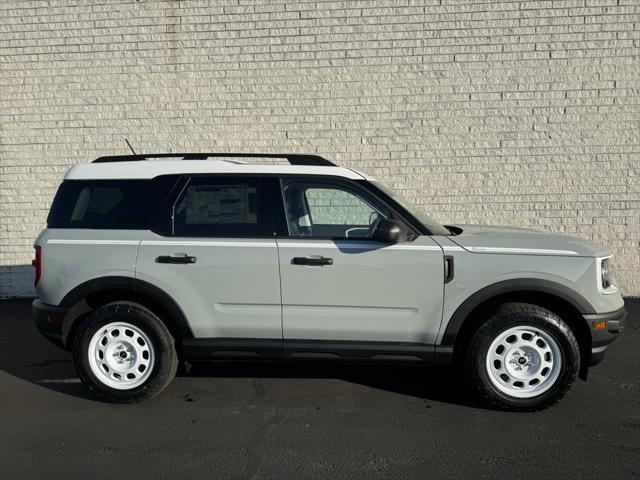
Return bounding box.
[601,258,613,289]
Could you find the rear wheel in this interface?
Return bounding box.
[73,302,178,403]
[467,303,580,411]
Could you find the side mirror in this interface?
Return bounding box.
[375,219,402,244]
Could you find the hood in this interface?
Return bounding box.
[447,224,610,257]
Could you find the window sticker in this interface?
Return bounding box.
[184,185,257,224]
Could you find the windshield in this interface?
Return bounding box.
[371,181,451,235]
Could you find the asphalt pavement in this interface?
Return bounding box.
[1,298,638,480]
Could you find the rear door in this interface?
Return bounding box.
[275,176,445,359]
[136,176,282,347]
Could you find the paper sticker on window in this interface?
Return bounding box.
[183,185,257,224]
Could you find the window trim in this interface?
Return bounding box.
[274,175,419,241]
[139,172,431,239]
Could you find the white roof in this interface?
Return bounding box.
[65,160,367,181]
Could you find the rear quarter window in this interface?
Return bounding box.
[47,176,178,229]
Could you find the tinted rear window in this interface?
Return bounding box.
[47,177,178,229]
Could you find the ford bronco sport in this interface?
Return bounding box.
[32,153,626,409]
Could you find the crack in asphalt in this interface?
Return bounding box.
[237,380,287,480]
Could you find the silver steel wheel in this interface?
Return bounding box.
[87,322,155,390]
[486,325,562,398]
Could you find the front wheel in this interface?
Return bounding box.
[73,302,178,403]
[467,303,580,411]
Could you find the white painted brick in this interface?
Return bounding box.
[1,0,638,297]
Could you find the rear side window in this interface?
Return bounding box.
[172,177,269,237]
[47,177,178,229]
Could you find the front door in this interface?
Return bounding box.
[275,177,444,358]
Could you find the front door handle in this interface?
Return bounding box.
[156,253,197,264]
[292,256,333,266]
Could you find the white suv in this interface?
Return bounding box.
[32,153,626,409]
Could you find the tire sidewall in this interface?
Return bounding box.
[470,307,579,410]
[73,303,176,402]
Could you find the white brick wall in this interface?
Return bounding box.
[1,0,638,298]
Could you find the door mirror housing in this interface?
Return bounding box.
[375,219,402,244]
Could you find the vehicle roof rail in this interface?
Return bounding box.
[92,153,336,167]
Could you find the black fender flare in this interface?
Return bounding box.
[60,276,194,339]
[440,278,595,345]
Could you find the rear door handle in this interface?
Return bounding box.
[292,256,333,266]
[156,253,197,264]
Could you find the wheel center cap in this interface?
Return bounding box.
[119,351,128,359]
[518,357,527,365]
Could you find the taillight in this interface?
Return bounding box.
[32,245,42,286]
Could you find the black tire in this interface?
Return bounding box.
[466,302,580,411]
[72,301,178,403]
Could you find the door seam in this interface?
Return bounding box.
[275,238,285,357]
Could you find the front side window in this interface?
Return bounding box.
[173,177,265,237]
[281,178,389,239]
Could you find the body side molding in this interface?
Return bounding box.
[284,339,434,361]
[182,338,452,363]
[182,338,282,360]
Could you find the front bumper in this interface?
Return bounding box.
[32,299,68,349]
[584,306,627,366]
